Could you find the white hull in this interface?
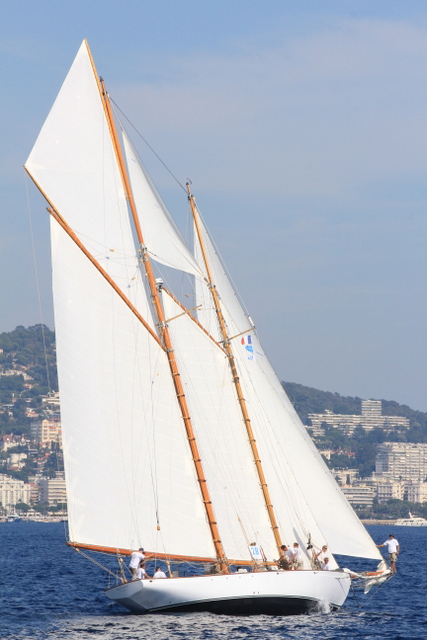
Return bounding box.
[105,570,351,615]
[395,519,427,526]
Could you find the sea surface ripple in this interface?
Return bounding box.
[0,523,425,639]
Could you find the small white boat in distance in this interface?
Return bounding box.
[395,512,427,526]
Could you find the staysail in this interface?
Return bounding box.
[122,131,203,277]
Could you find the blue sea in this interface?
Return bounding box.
[0,523,425,639]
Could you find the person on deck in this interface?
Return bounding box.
[153,567,167,579]
[321,557,331,571]
[136,560,149,580]
[129,547,145,580]
[377,534,400,573]
[314,545,328,569]
[292,543,304,570]
[278,545,292,570]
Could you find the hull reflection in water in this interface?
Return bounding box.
[106,571,351,615]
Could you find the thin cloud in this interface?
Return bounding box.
[113,18,427,199]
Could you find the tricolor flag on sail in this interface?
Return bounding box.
[241,335,255,360]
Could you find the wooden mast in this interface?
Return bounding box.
[94,69,228,571]
[187,183,283,555]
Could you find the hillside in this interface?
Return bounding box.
[0,325,58,435]
[283,381,427,443]
[2,325,427,472]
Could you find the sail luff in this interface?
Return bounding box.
[99,79,228,570]
[188,184,283,554]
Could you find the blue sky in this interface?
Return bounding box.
[2,1,427,410]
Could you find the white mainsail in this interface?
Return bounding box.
[192,207,382,561]
[51,222,215,557]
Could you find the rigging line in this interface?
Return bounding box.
[24,174,52,394]
[73,547,122,580]
[110,97,187,194]
[364,573,394,602]
[148,347,161,531]
[192,201,253,324]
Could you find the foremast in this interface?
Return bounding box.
[96,70,228,571]
[188,183,283,555]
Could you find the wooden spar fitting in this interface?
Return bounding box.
[187,183,283,555]
[96,68,228,572]
[162,287,226,353]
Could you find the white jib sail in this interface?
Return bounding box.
[25,40,153,328]
[52,221,216,558]
[122,131,204,277]
[162,290,278,562]
[193,209,382,561]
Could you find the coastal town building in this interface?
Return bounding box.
[0,474,31,509]
[0,434,29,452]
[375,443,427,482]
[31,412,62,446]
[334,444,427,505]
[38,472,67,506]
[332,468,359,487]
[308,400,410,437]
[342,485,375,508]
[6,452,28,471]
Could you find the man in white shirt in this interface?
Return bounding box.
[136,562,149,580]
[292,543,304,570]
[278,545,292,570]
[313,545,328,569]
[129,548,145,580]
[153,567,167,579]
[377,534,400,573]
[321,557,331,571]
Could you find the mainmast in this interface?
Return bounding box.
[188,183,283,555]
[96,72,228,570]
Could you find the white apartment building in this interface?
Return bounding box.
[0,474,31,509]
[405,482,427,503]
[342,485,375,508]
[376,480,405,503]
[38,473,67,506]
[308,400,410,437]
[376,443,427,482]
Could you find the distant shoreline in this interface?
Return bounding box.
[361,519,394,525]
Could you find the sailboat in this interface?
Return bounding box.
[25,40,389,615]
